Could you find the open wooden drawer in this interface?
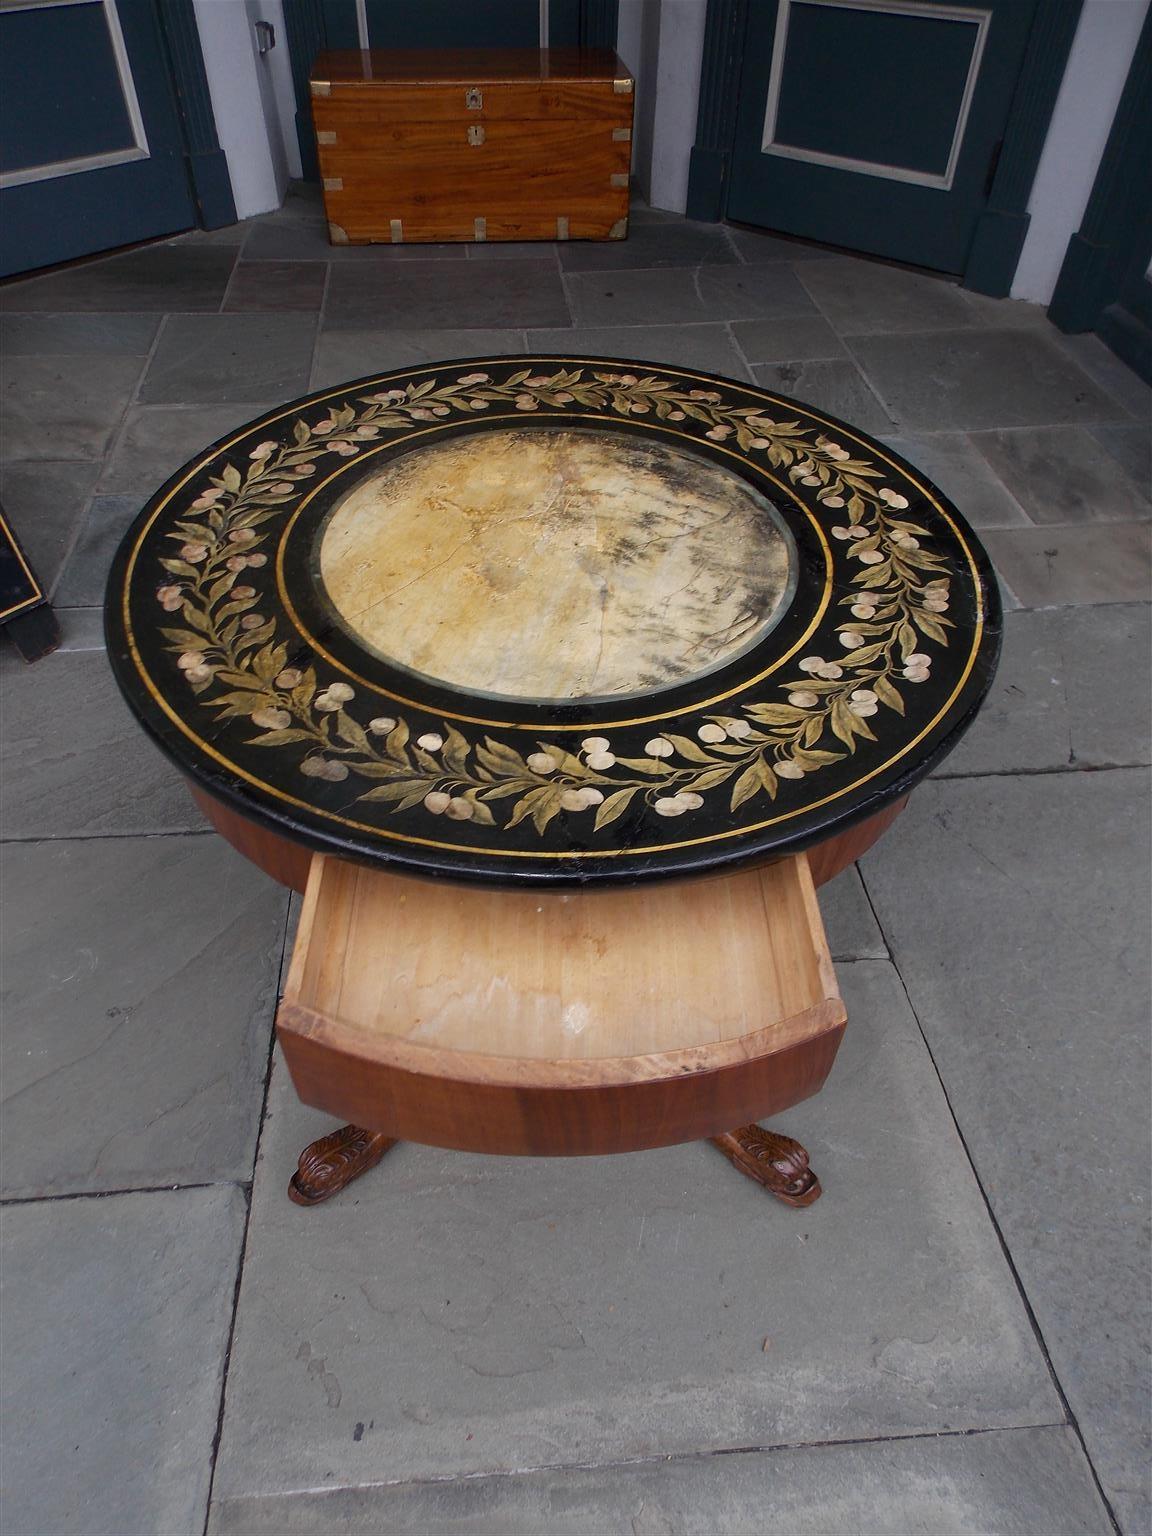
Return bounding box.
[277,852,846,1158]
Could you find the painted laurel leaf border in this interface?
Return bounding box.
[152,366,954,838]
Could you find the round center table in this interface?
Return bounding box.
[107,356,1000,1209]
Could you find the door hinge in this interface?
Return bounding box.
[984,138,1004,197]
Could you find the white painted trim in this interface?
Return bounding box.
[0,144,147,190]
[760,0,990,192]
[195,0,282,217]
[646,0,706,212]
[0,0,151,189]
[1012,0,1150,303]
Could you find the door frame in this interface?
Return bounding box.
[686,0,1083,295]
[282,0,620,181]
[1048,1,1151,384]
[154,0,236,228]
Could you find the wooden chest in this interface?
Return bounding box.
[309,48,634,245]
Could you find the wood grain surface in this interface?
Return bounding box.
[310,48,632,244]
[312,47,632,85]
[188,782,907,895]
[275,848,846,1154]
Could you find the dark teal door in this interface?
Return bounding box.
[725,0,1039,274]
[303,0,599,51]
[363,0,542,47]
[0,0,196,278]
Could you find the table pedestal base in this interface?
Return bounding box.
[287,1122,821,1209]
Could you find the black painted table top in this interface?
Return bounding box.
[106,356,1000,886]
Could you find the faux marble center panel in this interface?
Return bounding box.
[315,427,796,702]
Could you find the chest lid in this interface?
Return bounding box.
[310,47,633,121]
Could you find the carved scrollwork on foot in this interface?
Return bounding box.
[709,1125,822,1207]
[288,1124,397,1206]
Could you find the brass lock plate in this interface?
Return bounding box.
[465,87,483,110]
[468,124,486,146]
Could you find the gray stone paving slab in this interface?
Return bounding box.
[0,836,285,1196]
[861,770,1151,1534]
[98,401,279,493]
[311,329,527,390]
[971,425,1150,524]
[0,459,99,590]
[849,329,1128,431]
[255,183,325,223]
[956,288,1055,329]
[982,521,1152,607]
[752,359,894,433]
[244,219,469,262]
[820,865,888,959]
[224,260,329,311]
[325,261,571,329]
[209,1426,1110,1535]
[940,602,1151,777]
[0,244,238,312]
[798,256,977,334]
[559,220,737,270]
[0,312,160,355]
[464,241,561,261]
[1,1186,245,1536]
[213,960,1058,1501]
[565,264,815,326]
[53,491,144,608]
[528,323,749,378]
[881,433,1030,529]
[170,222,250,246]
[1,353,143,459]
[54,606,106,651]
[725,226,830,262]
[139,313,317,404]
[0,649,202,837]
[730,314,847,363]
[1089,422,1151,494]
[1053,330,1152,420]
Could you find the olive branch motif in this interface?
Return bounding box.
[153,366,953,837]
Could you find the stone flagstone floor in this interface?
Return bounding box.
[1,186,1149,1536]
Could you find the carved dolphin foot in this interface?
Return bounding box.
[288,1124,397,1206]
[709,1125,822,1207]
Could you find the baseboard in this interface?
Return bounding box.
[963,207,1030,297]
[186,148,237,230]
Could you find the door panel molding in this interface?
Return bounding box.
[687,0,1083,296]
[0,0,205,275]
[0,0,149,189]
[759,0,990,192]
